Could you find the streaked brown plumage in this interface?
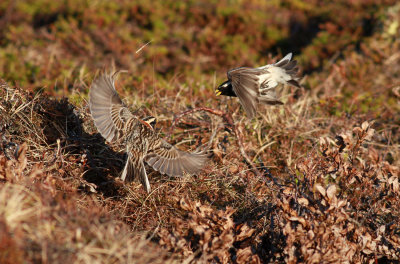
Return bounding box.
[89,72,208,193]
[216,53,301,118]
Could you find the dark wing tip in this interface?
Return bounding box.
[242,103,256,118]
[287,79,301,88]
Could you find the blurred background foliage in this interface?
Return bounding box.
[0,0,398,93]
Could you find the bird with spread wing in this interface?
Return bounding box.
[216,53,301,118]
[89,72,208,193]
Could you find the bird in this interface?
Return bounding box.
[89,72,208,193]
[215,53,301,118]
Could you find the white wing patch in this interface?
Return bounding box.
[258,66,291,92]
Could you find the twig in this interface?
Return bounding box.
[169,107,261,177]
[135,40,152,54]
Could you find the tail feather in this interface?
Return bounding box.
[285,67,299,76]
[121,157,151,193]
[287,79,301,88]
[274,53,300,88]
[275,53,292,67]
[257,53,301,105]
[282,60,297,71]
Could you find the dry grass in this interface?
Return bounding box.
[1,1,400,263]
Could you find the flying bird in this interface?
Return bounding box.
[215,53,301,118]
[89,72,208,193]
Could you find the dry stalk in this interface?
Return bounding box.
[170,107,261,177]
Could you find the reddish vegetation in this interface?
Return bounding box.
[1,1,400,263]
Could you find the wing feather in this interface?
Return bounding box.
[89,72,134,142]
[145,140,207,177]
[228,67,262,118]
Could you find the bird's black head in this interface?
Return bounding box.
[216,80,236,97]
[142,116,157,129]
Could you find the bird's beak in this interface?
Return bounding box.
[142,116,157,128]
[215,89,221,96]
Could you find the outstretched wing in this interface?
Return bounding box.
[145,139,208,177]
[228,67,262,118]
[89,72,133,142]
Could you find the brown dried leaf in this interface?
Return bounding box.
[298,197,309,206]
[361,121,369,131]
[326,184,337,200]
[364,127,375,141]
[289,216,307,227]
[236,224,255,241]
[337,200,347,208]
[179,198,192,211]
[315,184,326,197]
[353,127,363,136]
[340,132,352,146]
[16,143,28,174]
[368,148,379,163]
[79,180,97,193]
[307,230,315,240]
[236,247,260,264]
[392,86,400,98]
[283,187,294,195]
[388,176,399,193]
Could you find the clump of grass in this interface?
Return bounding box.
[0,80,177,263]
